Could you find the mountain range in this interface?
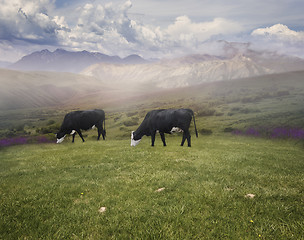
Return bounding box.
[3,41,304,90]
[82,49,304,88]
[8,49,148,73]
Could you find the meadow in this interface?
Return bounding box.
[1,71,304,239]
[1,135,304,239]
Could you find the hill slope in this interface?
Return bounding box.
[1,68,303,137]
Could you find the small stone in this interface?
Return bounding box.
[98,207,106,213]
[245,193,255,199]
[155,187,165,192]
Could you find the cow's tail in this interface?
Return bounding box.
[191,110,198,138]
[103,117,106,136]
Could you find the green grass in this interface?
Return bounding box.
[1,71,304,239]
[1,135,304,239]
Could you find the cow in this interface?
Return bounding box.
[56,109,106,143]
[131,108,198,147]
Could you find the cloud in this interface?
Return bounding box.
[163,16,243,54]
[167,16,242,41]
[56,1,137,55]
[252,24,304,42]
[128,16,243,57]
[1,1,303,61]
[0,0,69,44]
[52,1,244,58]
[250,24,304,57]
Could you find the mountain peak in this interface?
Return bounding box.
[123,54,147,64]
[8,49,148,73]
[54,48,67,54]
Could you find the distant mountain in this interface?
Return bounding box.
[8,49,148,73]
[82,48,304,88]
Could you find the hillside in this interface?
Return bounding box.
[0,69,303,138]
[0,68,151,111]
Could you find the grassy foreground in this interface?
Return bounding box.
[1,135,304,239]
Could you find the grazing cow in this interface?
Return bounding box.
[56,109,106,143]
[131,109,198,147]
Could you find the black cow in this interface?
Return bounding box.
[131,109,198,147]
[56,109,106,143]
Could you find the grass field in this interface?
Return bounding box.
[1,70,304,239]
[1,135,303,239]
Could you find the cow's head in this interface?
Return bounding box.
[131,131,142,147]
[56,132,66,143]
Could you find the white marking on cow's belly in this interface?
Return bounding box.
[171,127,183,133]
[92,125,96,129]
[70,130,76,135]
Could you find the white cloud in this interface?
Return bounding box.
[163,16,243,53]
[0,0,69,44]
[250,24,304,58]
[1,1,303,61]
[56,1,137,55]
[167,16,242,41]
[252,24,304,42]
[54,1,244,58]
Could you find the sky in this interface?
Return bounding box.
[0,0,304,62]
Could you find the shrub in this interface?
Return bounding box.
[37,123,60,134]
[47,120,55,126]
[224,127,236,133]
[199,128,213,135]
[15,124,25,132]
[114,116,121,122]
[275,91,290,97]
[239,108,261,114]
[123,119,138,127]
[126,112,138,117]
[197,108,216,117]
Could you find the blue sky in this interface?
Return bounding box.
[0,0,304,61]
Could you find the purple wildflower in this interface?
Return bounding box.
[0,135,53,147]
[232,127,304,140]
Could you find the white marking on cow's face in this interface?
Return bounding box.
[56,135,66,143]
[131,131,141,147]
[70,130,76,135]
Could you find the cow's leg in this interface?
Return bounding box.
[160,132,166,146]
[97,129,101,140]
[151,131,156,146]
[97,122,106,140]
[101,129,106,140]
[76,129,85,142]
[72,132,76,143]
[185,130,191,147]
[97,128,106,140]
[181,132,187,146]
